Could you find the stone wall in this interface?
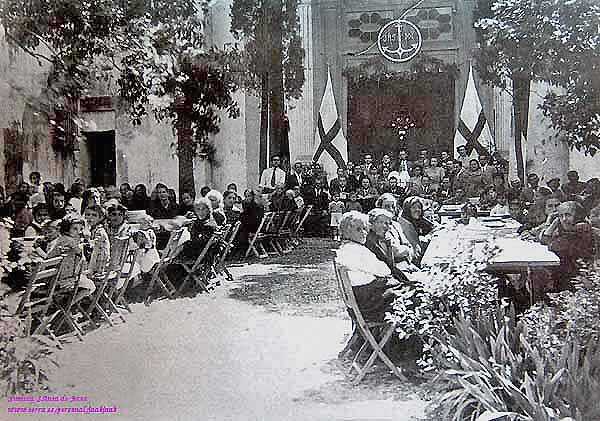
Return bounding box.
[0,29,75,190]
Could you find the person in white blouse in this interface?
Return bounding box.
[335,211,400,322]
[259,155,286,194]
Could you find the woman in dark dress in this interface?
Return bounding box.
[148,183,177,219]
[237,189,264,251]
[177,190,196,216]
[129,184,150,211]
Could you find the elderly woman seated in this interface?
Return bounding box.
[374,193,419,269]
[335,211,402,322]
[397,197,437,264]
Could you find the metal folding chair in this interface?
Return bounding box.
[245,212,274,258]
[14,256,65,342]
[333,261,405,384]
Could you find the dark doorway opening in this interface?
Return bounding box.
[347,76,455,162]
[84,130,116,187]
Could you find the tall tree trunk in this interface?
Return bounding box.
[512,73,531,184]
[259,72,269,173]
[258,2,270,174]
[176,108,195,196]
[268,0,287,166]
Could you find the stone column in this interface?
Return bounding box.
[287,0,315,163]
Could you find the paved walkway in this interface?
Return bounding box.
[3,240,427,421]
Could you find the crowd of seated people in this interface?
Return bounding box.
[3,147,600,301]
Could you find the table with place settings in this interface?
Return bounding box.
[421,217,560,272]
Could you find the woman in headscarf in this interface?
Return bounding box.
[375,193,418,268]
[130,184,150,211]
[398,197,436,264]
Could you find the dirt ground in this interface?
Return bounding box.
[2,239,430,421]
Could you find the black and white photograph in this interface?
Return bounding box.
[0,0,599,419]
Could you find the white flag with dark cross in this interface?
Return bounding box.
[313,67,348,180]
[454,64,495,159]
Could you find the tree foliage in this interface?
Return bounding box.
[0,0,240,192]
[230,0,305,167]
[230,0,304,99]
[474,0,600,154]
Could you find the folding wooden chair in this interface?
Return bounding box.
[78,236,131,328]
[47,261,86,343]
[264,212,286,256]
[215,221,241,282]
[175,232,219,294]
[245,212,274,258]
[333,261,405,384]
[293,205,313,242]
[14,256,65,342]
[275,211,295,253]
[109,249,139,313]
[144,228,185,305]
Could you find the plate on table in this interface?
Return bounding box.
[481,216,504,222]
[482,220,506,228]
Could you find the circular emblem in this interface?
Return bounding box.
[377,19,422,63]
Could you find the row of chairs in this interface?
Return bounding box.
[14,236,137,346]
[143,221,241,305]
[13,222,242,345]
[245,205,313,258]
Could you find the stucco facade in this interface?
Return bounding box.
[0,2,597,195]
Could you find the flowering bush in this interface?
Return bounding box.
[388,242,501,371]
[0,240,44,291]
[522,263,600,364]
[430,303,600,421]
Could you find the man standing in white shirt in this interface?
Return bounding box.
[259,155,286,194]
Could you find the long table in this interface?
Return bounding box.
[421,217,560,272]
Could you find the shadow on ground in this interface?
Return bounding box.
[296,358,430,405]
[227,238,346,318]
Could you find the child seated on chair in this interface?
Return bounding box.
[83,205,111,279]
[129,222,160,288]
[47,214,95,302]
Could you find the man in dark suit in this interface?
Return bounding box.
[329,167,347,192]
[394,149,413,173]
[286,161,305,190]
[304,178,330,236]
